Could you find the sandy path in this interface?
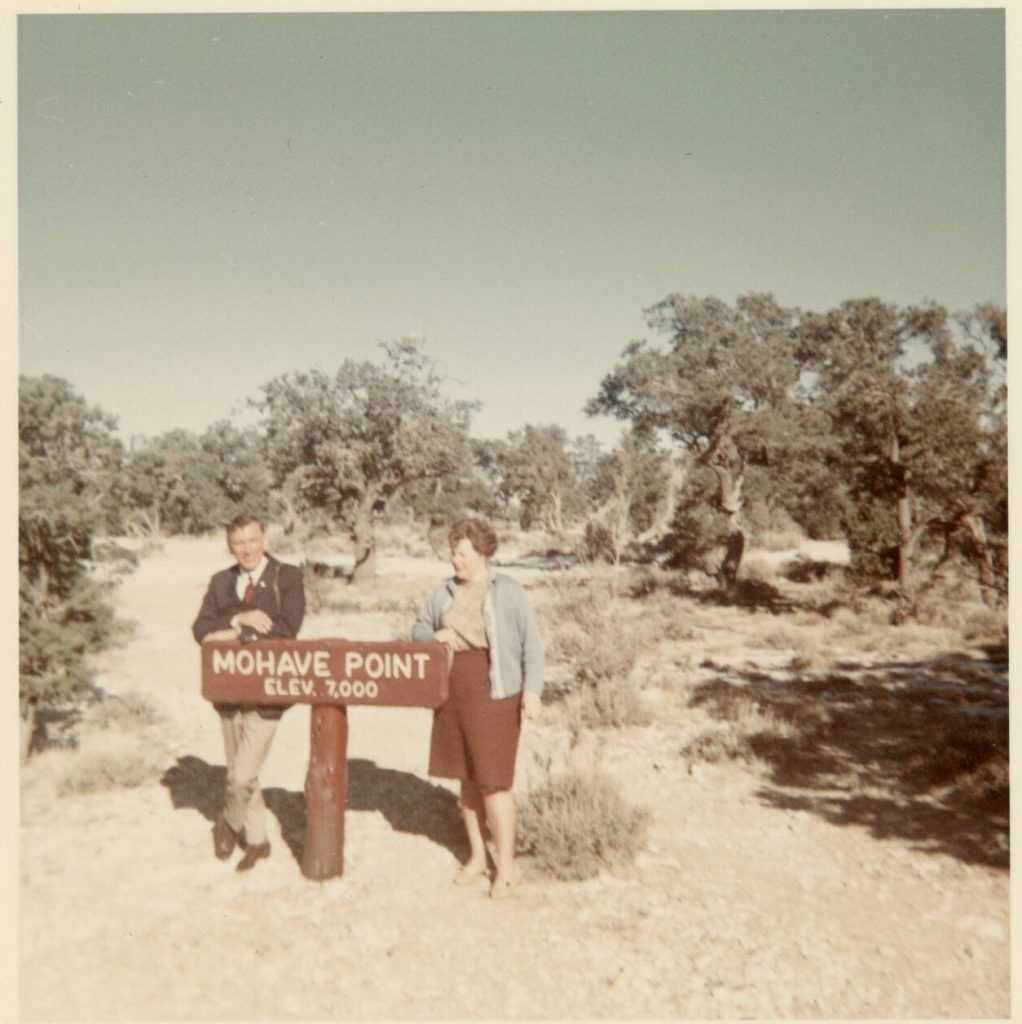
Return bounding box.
[19,537,1009,1020]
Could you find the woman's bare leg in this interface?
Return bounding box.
[483,788,517,894]
[454,780,489,882]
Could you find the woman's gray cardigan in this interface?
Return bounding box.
[411,572,545,700]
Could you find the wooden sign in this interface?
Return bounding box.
[201,638,451,708]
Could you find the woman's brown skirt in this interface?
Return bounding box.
[428,649,522,790]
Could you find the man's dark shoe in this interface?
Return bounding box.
[213,815,237,860]
[236,841,271,872]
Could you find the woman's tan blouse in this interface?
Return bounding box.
[442,577,489,649]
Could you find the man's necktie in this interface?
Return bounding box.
[243,575,255,604]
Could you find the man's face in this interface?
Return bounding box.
[228,523,267,573]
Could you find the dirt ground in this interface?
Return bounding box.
[19,535,1010,1020]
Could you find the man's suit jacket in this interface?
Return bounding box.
[192,555,306,717]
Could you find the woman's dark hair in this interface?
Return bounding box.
[449,517,498,558]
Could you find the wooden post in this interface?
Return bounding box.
[200,639,450,882]
[302,704,349,880]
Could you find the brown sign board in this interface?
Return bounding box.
[201,639,451,708]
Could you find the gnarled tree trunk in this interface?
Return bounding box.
[891,432,918,603]
[709,444,747,587]
[350,494,378,585]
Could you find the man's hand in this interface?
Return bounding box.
[521,691,542,722]
[202,629,239,643]
[235,609,273,634]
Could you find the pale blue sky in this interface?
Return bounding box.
[17,9,1006,447]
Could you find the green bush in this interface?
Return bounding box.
[662,466,729,574]
[517,769,650,880]
[20,376,122,720]
[19,574,115,709]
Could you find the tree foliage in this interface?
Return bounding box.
[582,430,672,565]
[800,299,1005,605]
[259,339,476,581]
[498,424,584,534]
[123,423,271,538]
[19,375,121,711]
[589,293,810,583]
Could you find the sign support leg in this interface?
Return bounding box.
[301,704,348,880]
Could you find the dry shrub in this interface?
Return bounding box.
[753,528,806,552]
[948,753,1009,811]
[751,510,807,552]
[537,578,652,728]
[738,558,780,586]
[683,694,800,766]
[912,712,1008,810]
[31,691,171,797]
[783,558,847,585]
[788,651,827,674]
[628,583,698,642]
[89,691,163,731]
[961,606,1008,644]
[301,565,339,613]
[56,734,166,796]
[517,768,651,880]
[759,624,802,651]
[564,677,652,731]
[826,597,894,636]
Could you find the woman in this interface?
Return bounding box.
[412,517,544,898]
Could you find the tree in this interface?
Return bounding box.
[391,438,506,531]
[799,299,1004,605]
[499,424,586,535]
[200,421,274,517]
[588,293,805,584]
[259,339,476,582]
[19,376,122,752]
[122,423,271,540]
[123,430,220,538]
[583,430,671,567]
[955,304,1008,602]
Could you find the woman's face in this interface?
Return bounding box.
[450,536,487,583]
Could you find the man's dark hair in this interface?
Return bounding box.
[448,517,498,558]
[225,514,264,537]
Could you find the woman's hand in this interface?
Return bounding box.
[433,627,469,652]
[521,691,542,722]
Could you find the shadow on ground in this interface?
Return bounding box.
[160,756,466,867]
[632,571,833,616]
[688,643,1009,869]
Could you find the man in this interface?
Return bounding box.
[192,514,305,871]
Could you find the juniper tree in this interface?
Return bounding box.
[259,339,476,583]
[799,299,1005,606]
[588,293,810,584]
[19,376,122,743]
[123,423,271,540]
